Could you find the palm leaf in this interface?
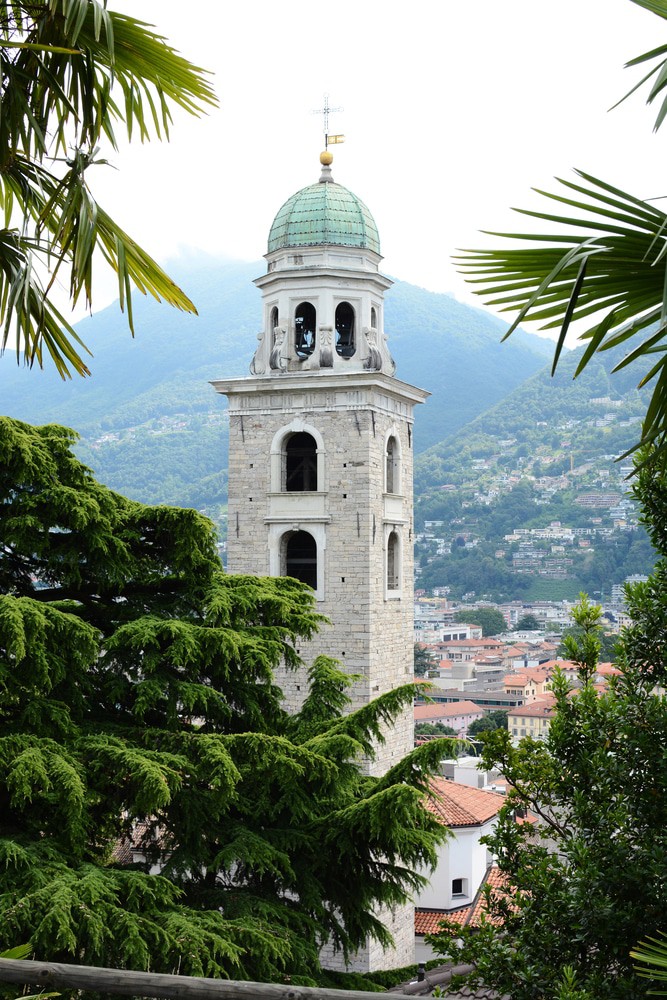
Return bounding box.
[456,171,667,462]
[0,2,217,377]
[631,931,667,994]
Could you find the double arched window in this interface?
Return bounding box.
[335,301,355,358]
[295,302,316,358]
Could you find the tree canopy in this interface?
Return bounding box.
[0,1,216,377]
[515,613,540,631]
[456,0,667,467]
[428,468,667,999]
[0,416,448,982]
[454,607,506,637]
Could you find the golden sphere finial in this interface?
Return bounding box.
[320,149,333,166]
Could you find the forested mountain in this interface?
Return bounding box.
[0,253,552,526]
[414,345,657,601]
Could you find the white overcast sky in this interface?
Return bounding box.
[90,0,667,337]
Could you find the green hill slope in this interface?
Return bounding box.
[0,254,552,522]
[414,345,657,601]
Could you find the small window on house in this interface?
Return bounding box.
[284,531,317,590]
[387,531,399,591]
[295,302,316,358]
[371,306,377,328]
[452,878,468,897]
[284,433,318,491]
[386,435,400,493]
[335,301,355,358]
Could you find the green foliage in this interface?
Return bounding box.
[415,723,458,738]
[0,417,448,980]
[0,2,216,376]
[427,482,667,998]
[467,711,507,737]
[631,932,667,994]
[515,613,541,630]
[454,608,506,636]
[414,643,433,677]
[557,622,620,663]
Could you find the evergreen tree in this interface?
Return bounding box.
[0,417,447,982]
[414,643,433,676]
[427,463,667,999]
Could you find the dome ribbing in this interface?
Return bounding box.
[267,176,380,254]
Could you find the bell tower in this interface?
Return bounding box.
[212,152,428,970]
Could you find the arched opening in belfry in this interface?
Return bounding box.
[285,432,318,491]
[387,530,400,591]
[284,531,317,590]
[335,302,355,358]
[371,306,377,328]
[270,306,279,332]
[386,435,400,494]
[294,302,316,358]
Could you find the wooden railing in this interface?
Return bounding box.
[0,958,421,1000]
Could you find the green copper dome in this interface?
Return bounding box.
[268,171,380,254]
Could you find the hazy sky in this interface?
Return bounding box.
[93,1,667,338]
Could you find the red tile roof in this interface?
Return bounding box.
[439,638,504,648]
[415,908,470,934]
[415,701,483,721]
[424,777,504,827]
[466,866,513,928]
[509,697,556,719]
[415,867,514,938]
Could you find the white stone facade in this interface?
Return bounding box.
[212,371,427,779]
[211,161,428,971]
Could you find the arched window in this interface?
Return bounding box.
[371,306,377,328]
[284,531,317,590]
[270,306,279,332]
[335,301,355,358]
[295,302,316,358]
[386,435,400,494]
[387,531,400,591]
[285,432,318,491]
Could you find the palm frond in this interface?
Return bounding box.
[0,2,217,377]
[456,171,667,462]
[631,931,667,994]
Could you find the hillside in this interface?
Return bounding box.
[0,254,553,526]
[414,345,657,601]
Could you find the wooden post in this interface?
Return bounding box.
[0,959,417,1000]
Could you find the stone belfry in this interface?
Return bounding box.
[212,149,428,970]
[212,150,428,780]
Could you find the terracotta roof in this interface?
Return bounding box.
[439,638,504,648]
[466,866,513,927]
[509,697,556,719]
[415,907,470,934]
[424,777,504,827]
[596,662,621,675]
[414,701,483,721]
